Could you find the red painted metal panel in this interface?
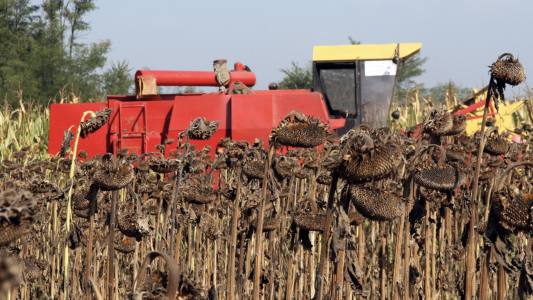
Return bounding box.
[119,136,144,155]
[253,89,311,95]
[146,132,162,154]
[134,70,256,87]
[107,99,174,136]
[49,102,108,158]
[107,99,175,155]
[231,94,273,143]
[167,95,231,153]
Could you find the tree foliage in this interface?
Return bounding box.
[395,53,428,101]
[0,0,132,106]
[101,59,133,96]
[278,61,313,90]
[426,81,472,105]
[66,0,97,57]
[348,36,361,45]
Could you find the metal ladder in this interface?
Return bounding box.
[117,102,148,154]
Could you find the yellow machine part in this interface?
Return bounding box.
[313,43,422,62]
[462,99,528,137]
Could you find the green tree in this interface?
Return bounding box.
[395,53,428,102]
[0,0,129,106]
[278,61,313,90]
[0,0,40,102]
[425,81,472,105]
[66,0,97,57]
[101,59,134,96]
[67,40,112,100]
[348,36,361,45]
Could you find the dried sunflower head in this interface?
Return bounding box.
[349,184,404,221]
[294,168,311,179]
[147,155,180,174]
[343,133,375,156]
[489,54,526,107]
[136,160,150,172]
[419,186,447,204]
[445,144,466,162]
[118,212,150,239]
[293,213,327,232]
[217,137,233,148]
[412,145,465,191]
[490,53,526,86]
[92,154,135,191]
[188,118,219,140]
[492,162,533,231]
[339,133,401,184]
[487,157,502,168]
[339,124,371,148]
[0,189,37,247]
[479,169,494,182]
[187,155,209,175]
[422,108,453,136]
[270,110,332,148]
[274,156,299,178]
[182,178,216,204]
[28,176,60,194]
[316,171,333,185]
[243,149,266,179]
[483,127,510,156]
[60,129,74,157]
[492,187,531,231]
[401,137,417,159]
[446,114,467,136]
[80,108,113,139]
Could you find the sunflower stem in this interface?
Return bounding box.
[64,110,96,300]
[169,132,190,256]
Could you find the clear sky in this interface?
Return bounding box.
[82,0,533,96]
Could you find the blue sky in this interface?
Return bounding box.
[81,0,532,96]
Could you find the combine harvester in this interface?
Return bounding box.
[49,43,424,157]
[455,86,530,142]
[405,85,531,142]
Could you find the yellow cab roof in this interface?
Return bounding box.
[313,43,423,61]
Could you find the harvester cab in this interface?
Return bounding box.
[48,43,422,158]
[312,43,422,134]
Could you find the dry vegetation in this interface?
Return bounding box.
[2,54,533,300]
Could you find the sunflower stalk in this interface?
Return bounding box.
[252,145,275,300]
[465,77,494,299]
[169,131,190,256]
[227,168,243,299]
[64,111,96,300]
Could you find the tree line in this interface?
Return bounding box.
[0,0,132,107]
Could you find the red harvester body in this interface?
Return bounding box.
[48,61,346,158]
